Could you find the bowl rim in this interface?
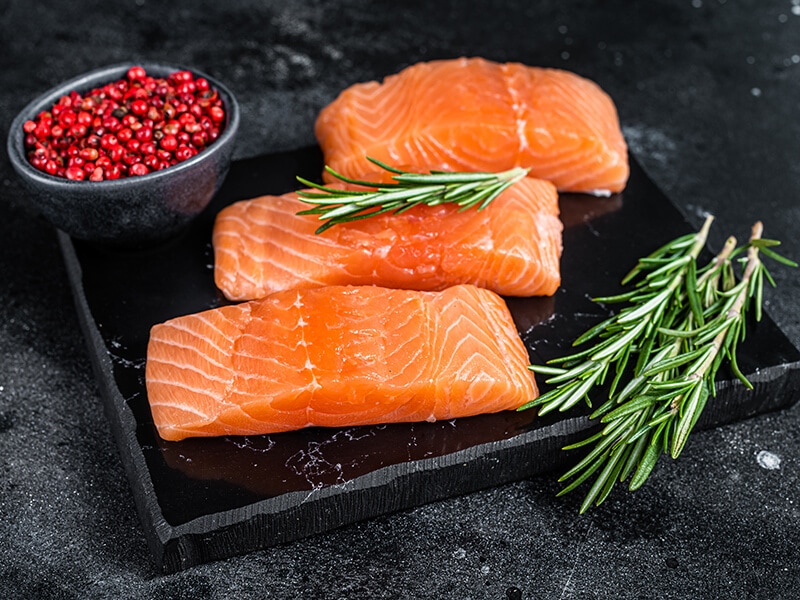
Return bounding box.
[6,61,240,190]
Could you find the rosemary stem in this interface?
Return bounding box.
[697,235,737,287]
[681,222,762,384]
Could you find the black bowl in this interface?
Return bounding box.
[7,62,240,247]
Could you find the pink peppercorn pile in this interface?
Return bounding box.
[22,66,227,181]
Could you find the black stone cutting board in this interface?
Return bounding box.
[57,146,800,573]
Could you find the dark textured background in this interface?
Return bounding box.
[1,0,799,598]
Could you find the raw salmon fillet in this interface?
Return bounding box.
[145,284,538,441]
[315,57,629,195]
[213,175,562,301]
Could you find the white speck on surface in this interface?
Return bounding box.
[746,55,756,64]
[480,565,490,575]
[793,5,800,16]
[561,51,570,60]
[453,548,466,560]
[778,13,788,23]
[692,0,703,7]
[756,450,781,470]
[751,87,762,97]
[792,54,800,63]
[558,25,568,34]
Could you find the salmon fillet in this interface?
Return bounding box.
[315,57,629,196]
[145,284,537,441]
[213,176,562,301]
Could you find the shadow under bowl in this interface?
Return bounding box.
[7,62,240,248]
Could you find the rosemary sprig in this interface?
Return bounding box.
[522,218,796,513]
[295,157,529,234]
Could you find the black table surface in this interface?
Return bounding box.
[1,1,798,598]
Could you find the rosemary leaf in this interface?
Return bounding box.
[608,344,633,398]
[581,446,628,513]
[556,451,608,497]
[686,257,704,326]
[619,434,650,484]
[629,440,663,491]
[561,428,606,451]
[671,382,710,459]
[599,395,658,423]
[762,264,777,288]
[613,372,649,405]
[559,370,604,412]
[573,316,615,346]
[755,265,764,322]
[644,409,675,429]
[758,245,799,267]
[542,360,599,385]
[645,348,705,378]
[727,338,753,390]
[592,290,640,304]
[526,364,568,377]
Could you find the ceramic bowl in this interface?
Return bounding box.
[7,62,239,247]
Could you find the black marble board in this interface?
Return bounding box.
[57,146,800,573]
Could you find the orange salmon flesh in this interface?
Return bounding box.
[315,57,629,196]
[212,176,562,302]
[145,285,538,441]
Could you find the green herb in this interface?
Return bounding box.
[521,217,796,513]
[295,157,529,234]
